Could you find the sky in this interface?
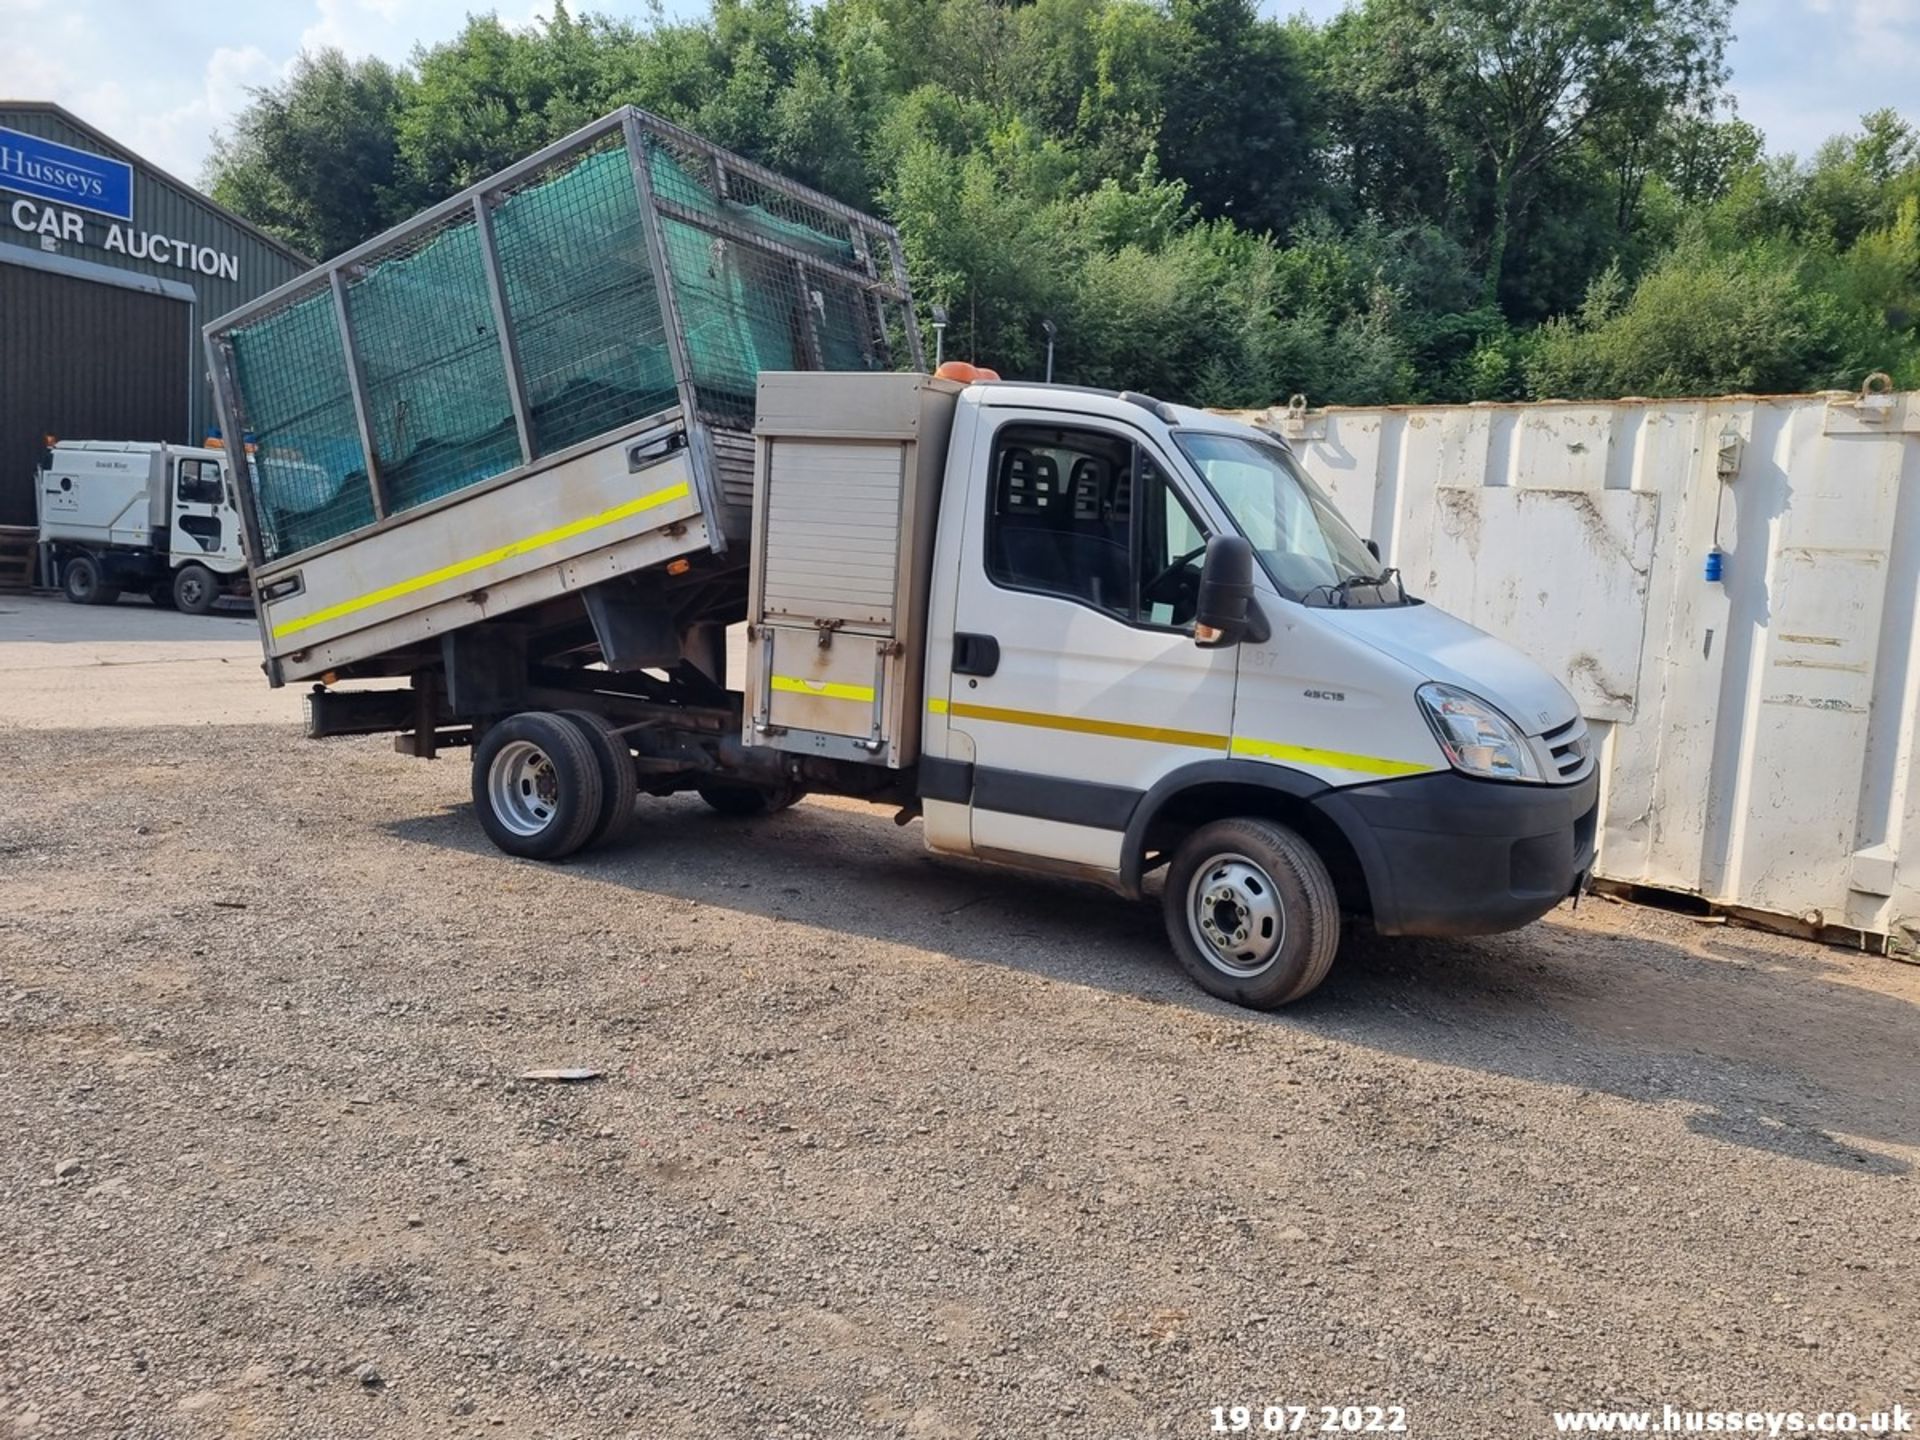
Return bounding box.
[2,0,1916,189]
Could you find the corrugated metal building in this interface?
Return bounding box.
[0,102,309,526]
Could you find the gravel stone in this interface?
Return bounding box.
[3,601,1919,1437]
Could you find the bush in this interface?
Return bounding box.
[1525,241,1874,398]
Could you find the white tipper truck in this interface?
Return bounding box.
[205,108,1597,1008]
[37,439,249,613]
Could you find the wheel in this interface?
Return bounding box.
[1162,817,1341,1009]
[172,562,218,616]
[555,710,637,849]
[471,712,605,860]
[61,555,117,606]
[147,580,177,608]
[696,781,803,818]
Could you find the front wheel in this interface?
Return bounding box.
[172,562,218,616]
[1162,817,1340,1009]
[471,712,605,860]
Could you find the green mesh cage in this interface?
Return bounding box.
[344,208,522,515]
[493,140,677,454]
[226,282,376,559]
[210,108,920,565]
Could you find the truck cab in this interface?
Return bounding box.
[38,440,248,613]
[740,374,1598,1006]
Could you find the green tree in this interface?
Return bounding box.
[204,0,1920,408]
[204,50,409,259]
[1157,0,1321,234]
[397,6,631,198]
[1523,238,1912,397]
[1344,0,1732,303]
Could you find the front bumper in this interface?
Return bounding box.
[1318,767,1600,937]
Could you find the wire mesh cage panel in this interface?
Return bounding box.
[343,207,521,515]
[208,107,920,567]
[226,282,376,560]
[662,219,814,427]
[492,138,677,456]
[636,126,905,428]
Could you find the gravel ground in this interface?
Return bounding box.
[3,708,1919,1440]
[0,596,280,731]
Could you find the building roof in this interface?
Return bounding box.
[0,100,313,268]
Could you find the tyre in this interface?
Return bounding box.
[62,555,117,606]
[471,711,606,860]
[555,710,637,849]
[1162,817,1341,1009]
[696,781,803,818]
[172,562,218,616]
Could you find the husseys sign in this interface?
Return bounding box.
[0,125,132,220]
[0,124,242,283]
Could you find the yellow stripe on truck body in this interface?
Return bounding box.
[1229,735,1433,778]
[257,437,707,682]
[942,698,1228,751]
[770,675,876,703]
[929,695,1437,780]
[272,481,691,639]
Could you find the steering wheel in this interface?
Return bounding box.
[1143,543,1209,602]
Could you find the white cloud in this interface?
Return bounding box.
[6,0,566,183]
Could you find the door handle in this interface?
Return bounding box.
[952,632,1000,677]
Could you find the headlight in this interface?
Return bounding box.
[1416,683,1543,783]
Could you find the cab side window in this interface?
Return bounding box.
[1140,455,1208,628]
[177,459,225,506]
[985,424,1208,628]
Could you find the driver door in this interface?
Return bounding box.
[170,457,229,561]
[945,412,1237,870]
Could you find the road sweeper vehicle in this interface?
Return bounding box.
[204,106,1596,1008]
[37,439,247,612]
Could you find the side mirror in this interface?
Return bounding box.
[1193,534,1257,648]
[1365,537,1381,562]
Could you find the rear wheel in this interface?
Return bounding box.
[556,710,637,849]
[696,781,803,818]
[1162,817,1340,1009]
[172,562,218,616]
[471,712,605,860]
[62,555,117,606]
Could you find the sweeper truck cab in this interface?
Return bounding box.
[204,107,1596,1008]
[38,439,248,612]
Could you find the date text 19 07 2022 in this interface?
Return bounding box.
[1210,1404,1410,1434]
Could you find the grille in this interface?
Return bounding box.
[1541,715,1595,781]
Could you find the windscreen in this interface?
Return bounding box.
[1175,430,1407,607]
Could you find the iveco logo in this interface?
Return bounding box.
[1304,688,1345,702]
